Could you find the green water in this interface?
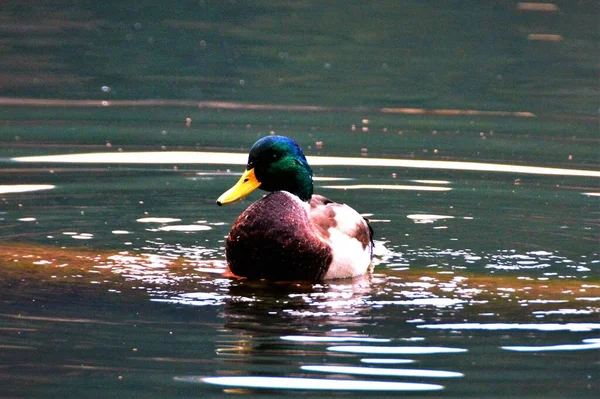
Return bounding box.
[1,1,599,397]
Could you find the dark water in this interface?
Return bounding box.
[1,1,599,397]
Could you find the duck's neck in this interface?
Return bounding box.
[291,169,313,201]
[258,163,313,201]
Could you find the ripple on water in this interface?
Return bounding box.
[177,376,444,392]
[503,338,600,352]
[417,322,600,332]
[280,335,390,343]
[360,358,416,364]
[136,217,181,223]
[301,365,463,378]
[327,345,468,355]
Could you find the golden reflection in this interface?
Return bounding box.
[1,243,597,301]
[12,151,600,178]
[517,3,559,12]
[527,34,563,42]
[0,97,535,118]
[380,108,536,118]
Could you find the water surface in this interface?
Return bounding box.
[1,1,599,397]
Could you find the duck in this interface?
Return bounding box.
[216,135,374,281]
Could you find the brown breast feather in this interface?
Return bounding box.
[226,192,333,281]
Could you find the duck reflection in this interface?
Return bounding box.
[196,274,450,393]
[162,270,465,393]
[215,274,379,365]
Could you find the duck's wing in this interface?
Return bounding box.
[308,195,374,279]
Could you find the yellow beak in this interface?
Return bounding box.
[216,168,261,206]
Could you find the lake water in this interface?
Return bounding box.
[1,1,599,397]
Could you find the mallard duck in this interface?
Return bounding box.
[216,135,374,281]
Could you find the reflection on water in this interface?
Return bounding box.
[503,338,600,352]
[0,184,55,194]
[419,323,600,333]
[1,226,598,396]
[172,277,460,393]
[193,376,445,392]
[12,151,600,177]
[1,0,598,395]
[300,365,463,378]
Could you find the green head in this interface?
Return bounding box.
[217,135,314,205]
